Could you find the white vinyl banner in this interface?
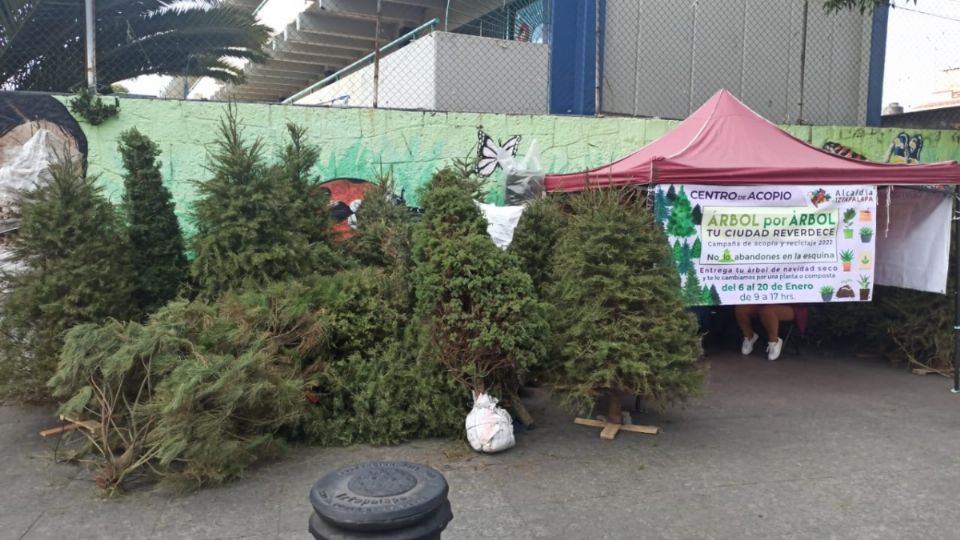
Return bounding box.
[875,187,952,294]
[654,184,878,306]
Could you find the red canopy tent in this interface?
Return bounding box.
[544,89,960,393]
[544,89,960,191]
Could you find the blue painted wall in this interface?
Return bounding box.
[548,0,598,115]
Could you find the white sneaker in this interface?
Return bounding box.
[741,334,759,355]
[767,338,783,361]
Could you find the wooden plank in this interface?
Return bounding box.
[574,418,607,428]
[599,423,620,440]
[77,420,100,432]
[620,424,660,435]
[911,368,952,377]
[58,415,100,432]
[39,424,81,438]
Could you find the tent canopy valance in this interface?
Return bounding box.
[544,90,960,191]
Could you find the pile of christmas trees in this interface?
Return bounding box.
[1,106,704,495]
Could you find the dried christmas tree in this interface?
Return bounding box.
[345,175,414,268]
[118,128,188,316]
[0,157,134,401]
[191,107,338,299]
[546,189,704,426]
[412,166,547,426]
[343,175,419,311]
[50,267,467,493]
[508,195,567,297]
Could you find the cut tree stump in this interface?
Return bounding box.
[505,387,535,429]
[573,418,660,440]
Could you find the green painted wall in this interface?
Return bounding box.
[59,96,960,236]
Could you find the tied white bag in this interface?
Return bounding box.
[475,202,525,249]
[465,392,515,453]
[0,129,55,208]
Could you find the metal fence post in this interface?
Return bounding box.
[373,0,382,108]
[84,0,97,91]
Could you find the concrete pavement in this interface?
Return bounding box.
[3,350,960,539]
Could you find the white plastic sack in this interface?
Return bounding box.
[476,202,525,249]
[0,129,54,209]
[465,392,515,453]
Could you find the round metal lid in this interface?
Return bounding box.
[310,461,449,532]
[308,500,453,540]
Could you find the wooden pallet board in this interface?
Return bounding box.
[599,423,620,440]
[575,417,659,440]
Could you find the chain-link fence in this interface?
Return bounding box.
[2,0,959,129]
[600,0,960,130]
[602,0,875,126]
[211,0,551,115]
[0,1,91,93]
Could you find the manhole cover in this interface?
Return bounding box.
[310,461,449,532]
[347,467,418,498]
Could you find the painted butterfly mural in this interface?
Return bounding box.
[476,130,521,177]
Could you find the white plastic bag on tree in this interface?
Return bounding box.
[475,202,525,249]
[0,129,54,207]
[465,392,515,453]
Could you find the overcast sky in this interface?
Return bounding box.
[883,0,960,110]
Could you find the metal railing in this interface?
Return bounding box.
[282,18,440,105]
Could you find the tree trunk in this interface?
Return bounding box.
[505,386,535,429]
[606,392,623,425]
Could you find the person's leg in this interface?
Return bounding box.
[758,305,794,341]
[734,305,758,338]
[759,305,794,360]
[734,305,761,355]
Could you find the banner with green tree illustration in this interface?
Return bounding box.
[654,184,877,306]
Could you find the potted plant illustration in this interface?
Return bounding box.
[859,208,872,222]
[858,274,871,300]
[859,253,871,270]
[859,226,873,243]
[842,208,856,239]
[840,250,854,271]
[820,285,835,302]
